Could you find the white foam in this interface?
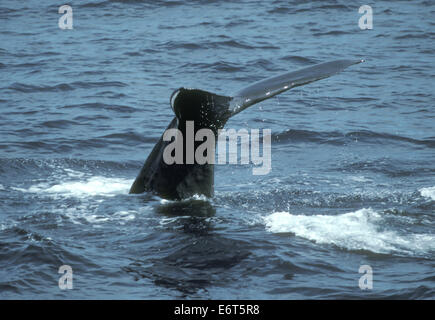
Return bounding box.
[263,208,435,256]
[22,176,132,197]
[63,168,86,178]
[159,193,210,205]
[348,175,371,183]
[112,210,136,223]
[0,184,4,190]
[11,175,140,226]
[420,186,435,201]
[85,214,110,223]
[62,207,137,225]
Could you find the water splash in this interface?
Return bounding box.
[18,176,132,198]
[420,186,435,200]
[263,208,434,256]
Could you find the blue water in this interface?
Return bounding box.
[1,0,434,299]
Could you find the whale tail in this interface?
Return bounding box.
[167,59,364,127]
[130,59,364,198]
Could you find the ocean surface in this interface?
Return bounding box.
[1,0,434,299]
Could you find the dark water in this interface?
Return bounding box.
[1,0,434,299]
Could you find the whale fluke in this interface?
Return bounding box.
[230,59,364,116]
[130,59,363,199]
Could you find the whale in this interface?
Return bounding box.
[129,59,364,199]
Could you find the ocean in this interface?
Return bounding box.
[0,0,434,299]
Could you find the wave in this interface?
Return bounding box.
[394,32,435,40]
[279,55,318,65]
[7,81,127,93]
[263,208,435,256]
[62,208,137,225]
[38,120,79,129]
[278,3,348,14]
[272,129,435,148]
[159,39,279,51]
[180,59,280,73]
[61,102,137,113]
[216,185,429,215]
[312,30,350,37]
[0,158,138,184]
[180,61,244,73]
